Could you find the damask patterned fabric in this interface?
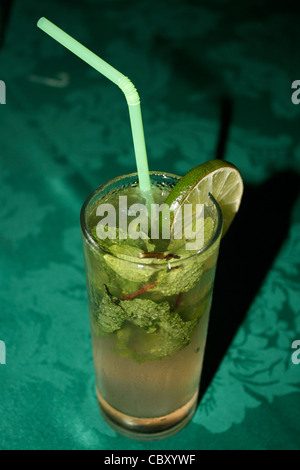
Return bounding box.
[0,0,299,450]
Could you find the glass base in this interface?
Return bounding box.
[96,389,198,441]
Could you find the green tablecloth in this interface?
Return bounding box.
[0,0,300,450]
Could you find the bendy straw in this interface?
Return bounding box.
[37,17,153,199]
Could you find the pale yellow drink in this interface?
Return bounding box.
[80,172,222,440]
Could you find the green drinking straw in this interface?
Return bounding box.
[37,17,153,200]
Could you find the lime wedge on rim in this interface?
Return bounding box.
[165,159,244,237]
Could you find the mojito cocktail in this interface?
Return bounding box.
[80,171,223,439]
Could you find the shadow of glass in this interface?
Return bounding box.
[199,170,300,399]
[0,0,14,48]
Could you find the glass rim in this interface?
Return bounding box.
[80,171,223,266]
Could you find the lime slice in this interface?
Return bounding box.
[165,159,244,237]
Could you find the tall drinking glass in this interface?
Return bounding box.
[80,171,223,440]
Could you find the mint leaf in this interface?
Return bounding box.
[150,216,214,296]
[153,258,203,296]
[92,286,126,335]
[120,298,170,332]
[168,216,215,257]
[104,245,155,283]
[92,287,198,362]
[116,298,194,362]
[91,225,155,253]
